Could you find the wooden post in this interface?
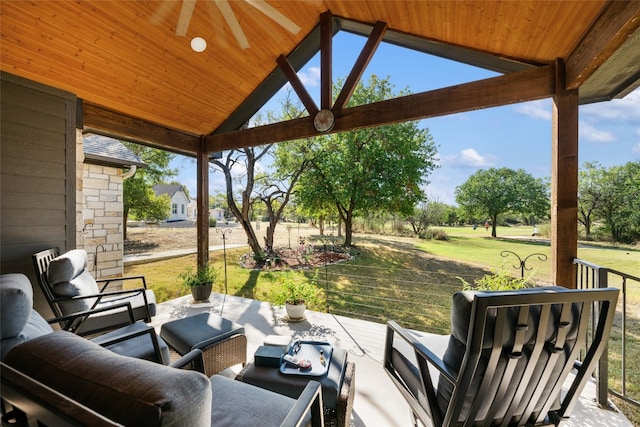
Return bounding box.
[551,59,579,288]
[197,139,209,269]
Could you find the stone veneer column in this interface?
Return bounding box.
[82,164,124,290]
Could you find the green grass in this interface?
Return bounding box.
[125,228,640,421]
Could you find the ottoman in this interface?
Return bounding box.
[160,313,246,376]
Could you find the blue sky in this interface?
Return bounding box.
[173,31,640,205]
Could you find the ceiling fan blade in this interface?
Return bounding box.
[205,0,229,45]
[150,0,178,26]
[244,0,300,34]
[215,0,250,49]
[176,0,197,36]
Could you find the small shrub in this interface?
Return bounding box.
[458,269,531,291]
[209,217,217,227]
[419,228,449,241]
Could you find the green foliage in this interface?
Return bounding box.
[272,270,321,306]
[122,142,177,225]
[209,217,217,227]
[419,228,449,241]
[179,263,219,288]
[455,167,549,237]
[458,269,531,291]
[598,162,640,243]
[296,75,439,246]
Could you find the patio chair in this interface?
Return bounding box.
[33,248,156,336]
[1,272,169,364]
[384,286,619,427]
[1,331,324,427]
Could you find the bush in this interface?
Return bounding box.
[418,228,449,241]
[458,269,531,291]
[209,217,217,227]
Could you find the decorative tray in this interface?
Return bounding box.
[279,340,333,377]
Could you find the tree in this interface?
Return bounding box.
[211,146,269,256]
[122,143,177,239]
[455,168,549,237]
[578,162,606,239]
[296,75,439,246]
[211,93,309,257]
[597,161,640,243]
[406,198,449,236]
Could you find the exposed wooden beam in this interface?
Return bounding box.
[550,59,579,288]
[333,21,388,110]
[566,0,640,90]
[277,55,318,116]
[205,65,555,152]
[197,138,209,269]
[82,102,201,155]
[320,11,333,110]
[176,0,196,36]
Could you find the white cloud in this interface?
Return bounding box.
[579,121,615,143]
[441,148,494,168]
[581,88,640,123]
[298,67,321,87]
[514,100,552,121]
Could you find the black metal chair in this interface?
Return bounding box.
[33,248,156,336]
[384,286,619,427]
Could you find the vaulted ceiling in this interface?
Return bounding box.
[2,1,639,154]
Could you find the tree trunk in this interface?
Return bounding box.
[491,214,498,238]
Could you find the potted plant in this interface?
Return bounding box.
[273,272,320,321]
[180,263,219,302]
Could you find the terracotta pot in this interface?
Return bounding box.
[191,283,212,302]
[285,302,306,320]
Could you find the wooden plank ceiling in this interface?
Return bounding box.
[1,1,639,154]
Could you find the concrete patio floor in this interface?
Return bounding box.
[150,292,631,427]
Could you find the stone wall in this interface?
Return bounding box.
[82,163,124,290]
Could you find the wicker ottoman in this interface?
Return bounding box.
[160,313,246,377]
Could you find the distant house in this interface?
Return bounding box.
[211,208,225,221]
[152,184,190,222]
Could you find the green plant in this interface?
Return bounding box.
[273,271,320,306]
[209,217,217,227]
[458,269,531,291]
[179,263,219,288]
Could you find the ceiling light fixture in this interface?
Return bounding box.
[190,36,207,52]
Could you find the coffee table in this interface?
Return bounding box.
[236,345,355,427]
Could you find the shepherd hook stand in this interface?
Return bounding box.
[500,250,548,278]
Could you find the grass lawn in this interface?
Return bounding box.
[124,226,640,420]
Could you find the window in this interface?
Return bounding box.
[172,203,177,214]
[181,204,185,214]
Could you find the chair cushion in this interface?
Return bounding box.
[47,250,100,314]
[5,331,211,427]
[0,274,34,338]
[1,273,54,360]
[211,374,310,426]
[1,309,53,360]
[438,287,579,424]
[90,321,171,364]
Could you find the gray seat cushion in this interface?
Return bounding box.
[5,331,212,427]
[46,249,156,333]
[437,287,579,424]
[91,321,171,364]
[211,374,310,426]
[0,273,54,360]
[160,312,245,355]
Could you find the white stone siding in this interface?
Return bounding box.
[82,163,124,291]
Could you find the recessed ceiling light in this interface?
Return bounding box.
[190,37,207,52]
